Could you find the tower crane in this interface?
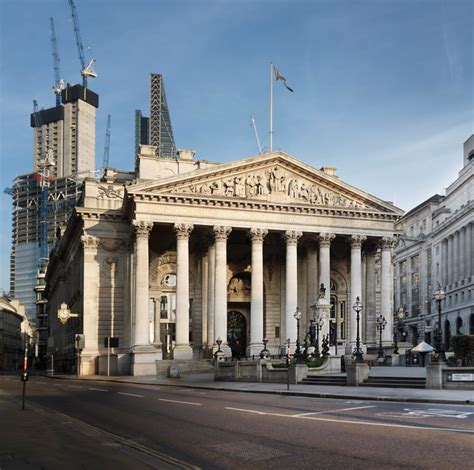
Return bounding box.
[50,17,65,106]
[33,100,55,264]
[250,115,262,154]
[67,0,97,88]
[102,114,111,169]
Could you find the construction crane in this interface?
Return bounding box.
[250,115,262,154]
[33,100,55,264]
[67,0,97,88]
[50,17,65,106]
[102,114,111,168]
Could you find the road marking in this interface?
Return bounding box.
[117,392,144,398]
[89,387,108,392]
[159,398,202,406]
[294,405,375,417]
[225,407,474,434]
[378,408,474,419]
[67,385,83,389]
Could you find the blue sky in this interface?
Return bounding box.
[0,0,473,291]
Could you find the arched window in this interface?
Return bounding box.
[444,320,451,350]
[456,317,463,335]
[470,314,474,335]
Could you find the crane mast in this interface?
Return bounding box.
[67,0,97,87]
[33,100,55,264]
[102,114,111,169]
[250,115,262,154]
[50,17,64,106]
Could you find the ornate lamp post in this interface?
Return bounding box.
[352,296,364,363]
[376,314,387,358]
[433,285,446,362]
[293,307,303,362]
[309,284,329,358]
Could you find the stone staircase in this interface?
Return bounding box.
[360,376,426,389]
[301,374,426,389]
[300,375,347,386]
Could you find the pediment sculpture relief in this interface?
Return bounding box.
[167,166,367,209]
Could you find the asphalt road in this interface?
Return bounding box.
[1,375,473,469]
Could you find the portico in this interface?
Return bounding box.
[45,149,403,376]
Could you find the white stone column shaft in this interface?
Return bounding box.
[365,250,376,344]
[248,228,268,356]
[380,237,395,343]
[284,230,302,346]
[454,231,460,281]
[318,233,334,344]
[307,242,318,310]
[467,223,473,277]
[201,253,208,348]
[207,243,216,347]
[460,228,465,280]
[447,235,453,285]
[350,235,366,342]
[174,223,194,359]
[213,226,232,356]
[132,221,153,349]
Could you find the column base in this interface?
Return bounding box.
[173,344,193,360]
[131,345,160,376]
[247,343,264,357]
[152,342,163,360]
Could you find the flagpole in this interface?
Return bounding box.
[269,62,273,152]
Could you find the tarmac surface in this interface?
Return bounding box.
[45,366,473,405]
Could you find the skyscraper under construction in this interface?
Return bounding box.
[10,84,99,325]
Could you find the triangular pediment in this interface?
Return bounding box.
[128,152,402,214]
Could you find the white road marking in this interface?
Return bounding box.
[67,385,83,389]
[89,387,108,392]
[294,405,375,417]
[159,398,202,406]
[117,392,144,398]
[225,407,474,434]
[378,408,474,419]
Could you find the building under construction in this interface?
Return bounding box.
[135,73,175,158]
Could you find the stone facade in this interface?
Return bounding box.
[45,149,403,375]
[394,135,474,347]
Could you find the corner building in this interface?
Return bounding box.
[46,148,402,375]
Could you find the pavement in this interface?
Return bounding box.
[46,367,473,405]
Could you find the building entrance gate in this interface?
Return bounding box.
[227,311,247,358]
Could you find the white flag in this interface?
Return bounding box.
[273,65,294,92]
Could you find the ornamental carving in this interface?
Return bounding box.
[98,185,123,200]
[174,223,194,239]
[350,235,367,249]
[132,220,153,238]
[167,165,366,209]
[379,236,396,250]
[81,234,99,249]
[318,233,335,247]
[213,226,232,241]
[249,228,268,243]
[282,230,303,245]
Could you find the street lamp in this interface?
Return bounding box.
[293,307,303,362]
[376,314,387,358]
[352,296,364,363]
[433,285,446,362]
[309,284,329,358]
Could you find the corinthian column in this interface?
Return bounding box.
[380,236,395,344]
[318,233,335,342]
[174,223,194,359]
[248,228,268,356]
[350,235,366,343]
[283,230,302,348]
[207,242,216,348]
[213,226,232,357]
[132,220,153,350]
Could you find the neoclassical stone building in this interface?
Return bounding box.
[46,147,402,375]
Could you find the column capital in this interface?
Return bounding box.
[213,225,232,241]
[318,232,335,247]
[350,234,367,249]
[249,228,268,243]
[379,236,396,250]
[283,230,303,246]
[132,220,153,238]
[174,223,194,240]
[81,233,100,250]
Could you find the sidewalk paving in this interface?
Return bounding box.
[48,373,474,406]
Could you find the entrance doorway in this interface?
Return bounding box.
[227,311,247,358]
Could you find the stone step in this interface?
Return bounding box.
[360,382,426,389]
